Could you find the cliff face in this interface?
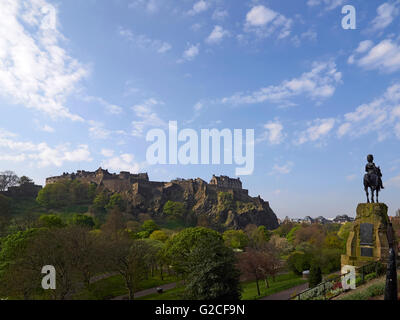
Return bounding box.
[126,178,279,231]
[45,169,279,230]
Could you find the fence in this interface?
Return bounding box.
[290,261,385,300]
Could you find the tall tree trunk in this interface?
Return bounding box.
[264,277,269,289]
[255,278,260,296]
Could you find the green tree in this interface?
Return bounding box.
[18,176,33,185]
[184,236,242,300]
[141,220,159,235]
[92,191,109,213]
[223,230,249,250]
[71,214,95,229]
[287,251,311,275]
[149,230,169,242]
[163,201,185,221]
[164,227,223,278]
[309,263,322,288]
[106,193,125,211]
[36,182,69,209]
[0,194,11,216]
[39,214,65,228]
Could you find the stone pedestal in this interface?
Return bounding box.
[341,203,395,268]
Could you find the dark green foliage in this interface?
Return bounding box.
[0,194,11,216]
[36,181,98,209]
[92,191,109,213]
[165,227,223,277]
[106,193,125,211]
[163,201,186,221]
[287,251,311,275]
[184,237,242,300]
[223,229,249,250]
[71,214,95,228]
[141,220,159,235]
[309,263,322,288]
[39,214,65,228]
[18,176,33,185]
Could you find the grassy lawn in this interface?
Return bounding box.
[138,273,307,301]
[241,273,307,300]
[73,273,177,300]
[137,285,186,300]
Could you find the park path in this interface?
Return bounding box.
[259,282,309,300]
[111,282,178,300]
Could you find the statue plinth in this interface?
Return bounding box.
[341,203,395,268]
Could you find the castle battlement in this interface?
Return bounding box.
[209,175,242,189]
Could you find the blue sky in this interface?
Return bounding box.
[1,0,400,219]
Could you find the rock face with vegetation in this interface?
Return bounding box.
[45,169,279,230]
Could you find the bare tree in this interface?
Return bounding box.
[0,171,19,191]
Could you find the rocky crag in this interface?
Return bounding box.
[46,168,279,230]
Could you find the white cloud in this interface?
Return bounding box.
[386,172,400,187]
[212,9,228,20]
[307,0,344,11]
[188,1,209,16]
[349,39,400,73]
[41,125,55,133]
[0,129,92,167]
[258,121,285,145]
[205,26,229,44]
[245,5,292,40]
[182,43,200,61]
[271,161,294,175]
[88,121,127,140]
[346,174,357,181]
[370,2,400,32]
[0,0,88,121]
[292,29,317,47]
[295,118,336,145]
[194,102,203,111]
[101,149,114,158]
[131,98,166,137]
[101,154,141,173]
[337,83,400,141]
[84,96,123,115]
[221,61,341,106]
[129,0,159,13]
[118,26,172,54]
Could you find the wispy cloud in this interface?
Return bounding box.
[101,153,142,173]
[131,98,166,137]
[179,43,200,62]
[244,5,292,40]
[271,161,294,175]
[337,83,400,141]
[348,39,400,73]
[221,61,341,106]
[0,0,88,121]
[307,0,345,11]
[257,121,285,145]
[295,118,336,145]
[118,26,172,54]
[188,1,209,16]
[205,26,230,44]
[369,1,400,32]
[0,128,92,167]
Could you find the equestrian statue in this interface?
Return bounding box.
[364,154,384,203]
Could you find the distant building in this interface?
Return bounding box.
[333,215,354,224]
[0,182,42,199]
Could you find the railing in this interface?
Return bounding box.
[290,261,385,300]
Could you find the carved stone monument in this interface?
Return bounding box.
[341,203,396,268]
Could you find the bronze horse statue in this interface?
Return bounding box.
[363,154,384,203]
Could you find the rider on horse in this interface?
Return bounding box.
[365,154,384,189]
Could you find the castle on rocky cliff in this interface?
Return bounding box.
[46,168,248,195]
